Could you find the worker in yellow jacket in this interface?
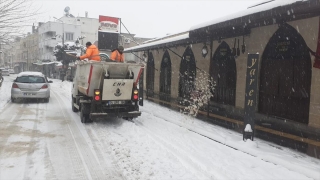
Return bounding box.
[110,46,124,62]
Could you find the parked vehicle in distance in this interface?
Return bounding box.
[8,69,14,74]
[1,69,9,76]
[11,71,53,103]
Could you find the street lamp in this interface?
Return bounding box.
[26,51,28,71]
[53,17,64,46]
[53,17,68,81]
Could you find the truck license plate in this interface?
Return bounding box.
[24,93,35,96]
[109,101,125,105]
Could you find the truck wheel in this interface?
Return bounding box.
[122,117,133,121]
[80,113,89,123]
[80,107,89,123]
[72,97,79,112]
[80,104,91,123]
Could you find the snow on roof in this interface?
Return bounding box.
[190,0,304,31]
[17,71,45,77]
[125,32,189,52]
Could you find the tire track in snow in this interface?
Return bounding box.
[0,102,38,179]
[52,90,117,180]
[21,101,58,180]
[23,102,41,180]
[85,126,126,180]
[49,92,89,180]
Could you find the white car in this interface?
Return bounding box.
[11,71,52,103]
[8,69,14,74]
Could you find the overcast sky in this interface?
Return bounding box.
[32,0,261,38]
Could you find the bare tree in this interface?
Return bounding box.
[0,0,39,42]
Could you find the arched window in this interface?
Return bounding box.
[179,46,196,99]
[159,50,171,102]
[210,41,236,106]
[259,23,311,124]
[146,52,155,97]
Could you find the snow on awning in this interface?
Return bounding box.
[125,32,189,52]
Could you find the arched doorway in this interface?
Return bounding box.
[146,52,155,97]
[210,41,236,106]
[259,23,311,124]
[179,46,196,99]
[159,50,171,102]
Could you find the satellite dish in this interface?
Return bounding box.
[64,6,70,13]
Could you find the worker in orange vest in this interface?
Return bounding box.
[110,46,124,62]
[77,42,101,61]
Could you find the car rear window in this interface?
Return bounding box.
[16,76,46,83]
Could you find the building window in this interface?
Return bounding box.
[65,33,73,41]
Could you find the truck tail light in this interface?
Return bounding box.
[133,89,139,101]
[12,83,19,88]
[94,89,101,101]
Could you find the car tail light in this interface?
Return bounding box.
[41,84,48,89]
[133,89,139,101]
[94,89,101,101]
[12,83,19,88]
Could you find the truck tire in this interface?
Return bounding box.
[72,97,79,112]
[123,117,133,121]
[80,104,91,123]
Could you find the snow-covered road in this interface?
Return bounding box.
[0,75,319,180]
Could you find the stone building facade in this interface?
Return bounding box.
[126,0,320,158]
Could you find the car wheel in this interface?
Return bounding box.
[72,97,79,112]
[11,97,15,103]
[44,98,49,103]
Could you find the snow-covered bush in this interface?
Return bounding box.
[181,70,215,117]
[53,39,85,61]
